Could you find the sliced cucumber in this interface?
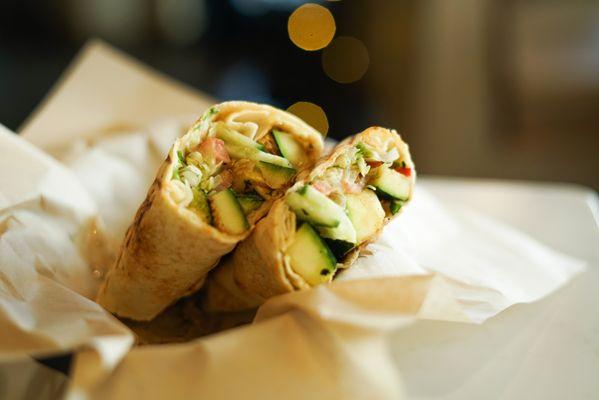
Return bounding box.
[346,189,385,244]
[213,123,265,151]
[190,187,212,224]
[286,185,357,245]
[325,238,355,259]
[370,167,411,200]
[209,189,249,235]
[213,124,293,169]
[287,223,337,286]
[257,161,296,189]
[390,200,405,215]
[225,144,294,169]
[237,194,264,215]
[318,210,357,245]
[286,185,340,228]
[272,129,309,168]
[252,148,294,168]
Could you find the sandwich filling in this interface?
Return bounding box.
[284,132,414,285]
[168,106,313,236]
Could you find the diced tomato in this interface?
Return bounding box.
[312,180,334,195]
[366,161,383,168]
[342,180,362,194]
[200,138,230,164]
[395,166,412,177]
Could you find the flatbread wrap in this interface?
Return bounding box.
[202,126,415,312]
[97,101,324,321]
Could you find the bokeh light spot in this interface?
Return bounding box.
[287,3,336,51]
[322,36,370,83]
[287,101,329,136]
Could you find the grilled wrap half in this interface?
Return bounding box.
[97,101,324,320]
[203,126,415,312]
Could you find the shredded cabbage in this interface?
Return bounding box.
[357,156,370,176]
[169,180,193,207]
[356,141,400,164]
[181,166,201,187]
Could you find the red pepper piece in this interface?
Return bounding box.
[395,167,412,177]
[366,161,383,168]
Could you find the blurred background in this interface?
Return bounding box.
[1,0,598,189]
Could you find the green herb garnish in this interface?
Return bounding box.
[202,106,218,121]
[177,150,186,165]
[390,200,405,215]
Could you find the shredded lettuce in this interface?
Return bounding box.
[355,141,399,164]
[181,165,202,187]
[357,156,370,176]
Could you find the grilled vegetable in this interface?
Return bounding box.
[210,189,249,235]
[287,223,337,285]
[370,167,411,200]
[273,129,309,168]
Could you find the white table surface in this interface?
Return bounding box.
[391,178,599,399]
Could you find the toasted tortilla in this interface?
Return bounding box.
[203,127,415,312]
[97,101,323,320]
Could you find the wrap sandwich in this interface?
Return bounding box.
[97,101,324,320]
[202,126,415,312]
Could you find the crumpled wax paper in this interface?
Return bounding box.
[0,40,585,400]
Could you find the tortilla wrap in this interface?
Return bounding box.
[203,126,415,312]
[97,101,323,320]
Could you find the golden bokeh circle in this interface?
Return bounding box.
[322,36,370,83]
[287,101,329,136]
[287,4,336,51]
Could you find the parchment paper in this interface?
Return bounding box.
[0,40,585,399]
